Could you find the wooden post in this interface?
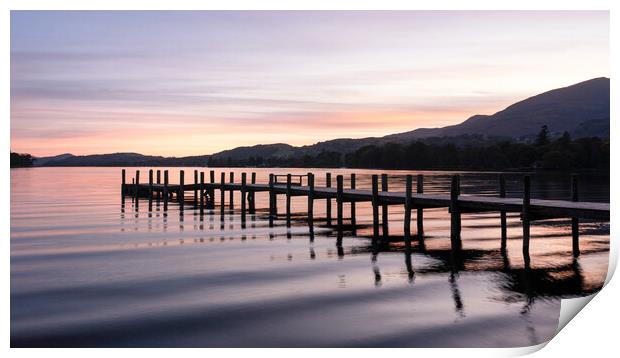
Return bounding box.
[193,170,198,207]
[156,170,161,199]
[381,173,389,239]
[307,172,315,227]
[163,170,169,212]
[179,170,185,210]
[450,175,461,248]
[336,175,344,234]
[199,172,205,216]
[241,172,247,224]
[571,174,580,257]
[220,172,226,220]
[229,172,234,211]
[134,170,140,201]
[249,172,256,214]
[522,176,531,260]
[121,169,126,197]
[208,170,215,209]
[269,174,275,227]
[326,173,332,226]
[286,174,292,227]
[148,169,153,201]
[417,174,424,238]
[350,173,356,234]
[499,174,507,250]
[371,175,380,239]
[404,174,412,246]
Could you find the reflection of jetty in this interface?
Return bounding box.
[121,169,609,261]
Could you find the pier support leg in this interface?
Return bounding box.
[194,170,198,208]
[229,172,234,213]
[450,175,462,250]
[241,173,247,226]
[371,175,380,240]
[522,176,531,264]
[499,174,507,251]
[208,171,215,209]
[134,170,140,203]
[179,170,185,211]
[121,169,126,197]
[417,174,424,240]
[199,172,205,217]
[404,175,412,247]
[286,174,292,227]
[269,174,275,227]
[571,174,580,257]
[307,173,315,228]
[381,174,389,239]
[156,170,161,200]
[336,175,344,235]
[350,173,356,235]
[326,173,332,226]
[220,172,226,221]
[249,172,256,214]
[163,170,169,213]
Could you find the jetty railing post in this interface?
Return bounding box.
[241,172,247,225]
[326,173,332,226]
[193,170,198,208]
[381,174,389,239]
[220,172,226,221]
[134,170,140,202]
[121,169,126,197]
[199,172,205,217]
[371,175,380,240]
[249,172,256,214]
[286,174,292,227]
[499,174,507,251]
[229,172,235,212]
[404,174,412,246]
[450,175,461,249]
[336,175,344,234]
[179,170,185,210]
[307,172,315,227]
[156,170,161,199]
[571,174,580,257]
[208,170,215,209]
[522,176,531,262]
[350,173,356,234]
[163,170,169,212]
[417,174,424,238]
[269,174,275,227]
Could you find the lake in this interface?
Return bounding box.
[10,167,610,347]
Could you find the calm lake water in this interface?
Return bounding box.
[10,167,609,347]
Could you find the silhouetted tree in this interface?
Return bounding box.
[536,125,550,146]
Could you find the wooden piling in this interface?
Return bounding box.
[134,170,140,201]
[326,173,332,226]
[229,172,234,211]
[241,173,247,224]
[450,175,461,248]
[163,170,169,212]
[571,174,580,257]
[337,175,344,234]
[148,169,153,201]
[193,170,198,207]
[209,170,215,209]
[286,174,292,227]
[249,172,256,214]
[220,172,226,220]
[417,174,424,238]
[199,172,205,216]
[499,174,507,250]
[156,170,161,199]
[522,176,531,259]
[121,169,126,197]
[179,170,185,210]
[404,174,412,246]
[371,174,380,239]
[269,174,275,227]
[307,172,315,227]
[381,174,389,238]
[350,173,356,233]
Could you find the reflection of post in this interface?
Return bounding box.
[404,248,414,283]
[522,176,531,265]
[571,174,580,257]
[286,174,292,227]
[417,174,424,239]
[450,175,461,250]
[381,174,389,238]
[350,173,356,234]
[307,173,314,228]
[499,174,507,251]
[404,174,412,246]
[336,175,344,234]
[326,172,332,226]
[371,175,380,240]
[449,272,465,318]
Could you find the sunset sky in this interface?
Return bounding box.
[10,11,609,157]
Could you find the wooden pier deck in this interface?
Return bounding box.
[121,169,610,262]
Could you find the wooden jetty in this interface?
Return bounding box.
[121,169,609,261]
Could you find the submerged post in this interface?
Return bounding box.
[326,173,332,226]
[156,170,161,199]
[381,174,389,239]
[193,170,198,207]
[241,172,247,224]
[499,174,507,250]
[229,172,234,212]
[571,174,580,257]
[286,174,292,227]
[148,169,154,201]
[307,172,315,227]
[450,175,461,249]
[269,174,275,227]
[163,170,169,212]
[179,170,185,210]
[208,170,215,209]
[417,174,424,238]
[404,174,412,246]
[134,170,140,201]
[371,175,380,239]
[336,175,344,234]
[220,172,226,220]
[121,169,126,197]
[249,172,257,214]
[350,173,356,234]
[522,176,531,260]
[199,171,205,216]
